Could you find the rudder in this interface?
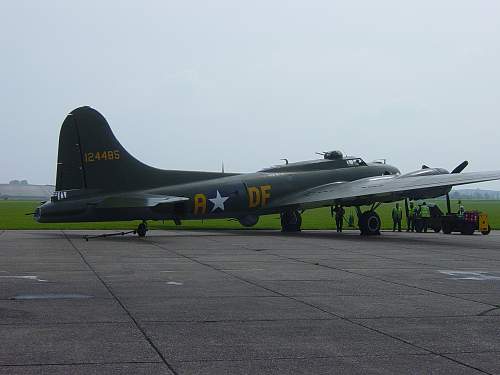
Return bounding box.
[56,106,150,192]
[55,106,231,193]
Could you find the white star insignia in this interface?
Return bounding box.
[209,190,229,212]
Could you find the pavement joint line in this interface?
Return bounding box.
[171,352,457,363]
[61,231,180,375]
[477,306,500,316]
[340,250,500,269]
[218,238,500,311]
[208,236,497,375]
[0,360,164,368]
[141,318,336,324]
[258,231,500,261]
[269,252,500,311]
[132,313,500,324]
[10,232,500,372]
[438,350,500,355]
[0,321,138,326]
[337,241,500,263]
[0,296,116,301]
[148,237,494,375]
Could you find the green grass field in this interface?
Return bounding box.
[1,200,499,231]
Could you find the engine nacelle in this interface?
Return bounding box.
[400,167,449,178]
[238,215,259,227]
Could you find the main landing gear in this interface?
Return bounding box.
[280,209,302,232]
[356,205,381,235]
[137,221,148,237]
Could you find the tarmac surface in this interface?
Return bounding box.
[1,229,500,374]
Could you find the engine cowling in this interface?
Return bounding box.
[400,167,449,178]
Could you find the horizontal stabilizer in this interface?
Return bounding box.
[95,194,189,209]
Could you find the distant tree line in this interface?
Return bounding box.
[448,189,500,200]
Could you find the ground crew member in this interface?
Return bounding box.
[420,201,431,233]
[392,203,403,232]
[407,201,415,232]
[457,200,465,218]
[333,205,345,232]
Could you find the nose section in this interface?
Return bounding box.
[33,206,42,222]
[386,164,401,175]
[392,165,401,175]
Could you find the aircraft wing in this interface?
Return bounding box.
[94,194,189,208]
[277,171,500,208]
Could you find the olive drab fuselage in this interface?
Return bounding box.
[34,107,500,232]
[36,160,400,223]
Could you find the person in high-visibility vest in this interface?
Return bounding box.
[407,201,415,232]
[419,201,431,233]
[392,203,403,232]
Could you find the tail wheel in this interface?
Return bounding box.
[359,211,381,235]
[137,222,148,237]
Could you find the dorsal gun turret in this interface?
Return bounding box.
[323,150,343,160]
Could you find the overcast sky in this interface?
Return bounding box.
[1,0,499,189]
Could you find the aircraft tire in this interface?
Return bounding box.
[359,211,381,235]
[280,210,302,232]
[137,222,148,237]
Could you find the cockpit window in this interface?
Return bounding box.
[345,158,366,167]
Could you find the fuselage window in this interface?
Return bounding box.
[346,158,365,167]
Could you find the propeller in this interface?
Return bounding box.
[451,160,469,174]
[446,160,468,213]
[412,161,469,215]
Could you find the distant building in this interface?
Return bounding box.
[9,180,29,185]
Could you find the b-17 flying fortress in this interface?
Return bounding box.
[34,106,500,237]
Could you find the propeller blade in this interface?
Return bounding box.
[451,160,469,174]
[446,193,451,214]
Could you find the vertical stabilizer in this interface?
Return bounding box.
[55,106,232,193]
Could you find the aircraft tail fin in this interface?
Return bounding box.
[55,106,229,192]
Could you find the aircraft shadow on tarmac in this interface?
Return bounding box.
[15,229,497,250]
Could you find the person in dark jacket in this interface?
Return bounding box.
[332,205,345,232]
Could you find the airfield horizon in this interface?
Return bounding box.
[2,200,499,231]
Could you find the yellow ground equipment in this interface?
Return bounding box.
[479,213,491,235]
[441,210,491,235]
